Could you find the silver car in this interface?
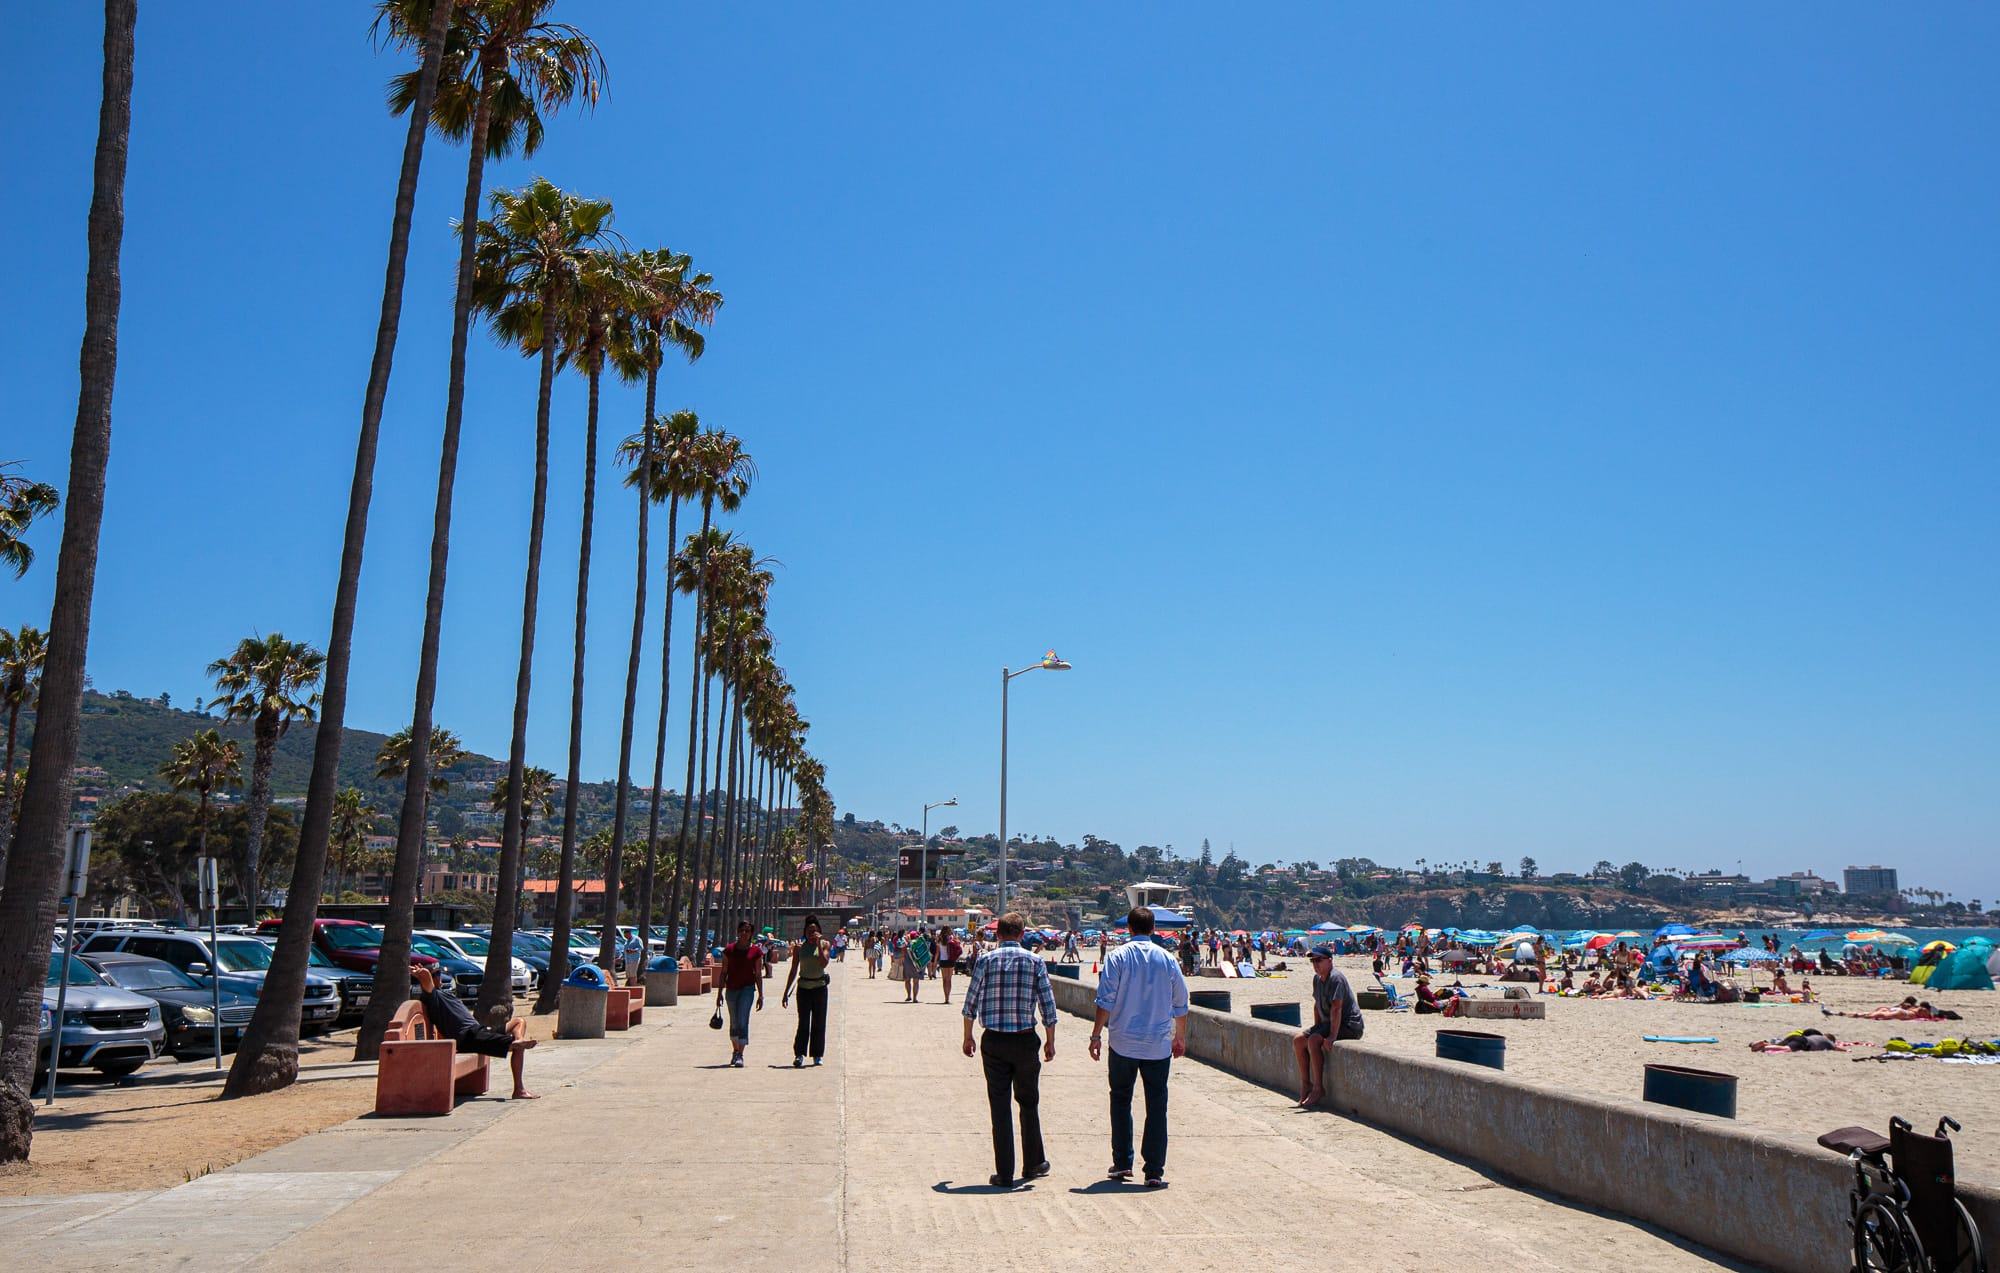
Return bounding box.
[37,951,164,1079]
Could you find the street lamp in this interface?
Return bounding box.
[999,650,1071,917]
[920,797,957,934]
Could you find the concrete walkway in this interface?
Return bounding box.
[2,963,1745,1271]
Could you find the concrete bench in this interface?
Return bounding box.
[376,1000,489,1116]
[606,984,645,1030]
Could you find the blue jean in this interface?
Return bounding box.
[725,986,756,1044]
[1108,1048,1171,1176]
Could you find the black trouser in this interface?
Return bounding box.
[1107,1048,1171,1175]
[793,984,828,1060]
[979,1028,1044,1181]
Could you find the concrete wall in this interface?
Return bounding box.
[1047,978,1999,1273]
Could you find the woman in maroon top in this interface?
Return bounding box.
[713,920,765,1067]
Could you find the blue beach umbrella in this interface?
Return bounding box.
[1655,923,1697,940]
[1722,948,1778,965]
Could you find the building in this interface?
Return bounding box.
[1844,866,1899,897]
[522,878,606,924]
[1771,871,1836,898]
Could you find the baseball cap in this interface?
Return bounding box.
[1309,945,1335,960]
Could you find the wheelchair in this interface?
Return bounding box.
[1818,1116,1986,1273]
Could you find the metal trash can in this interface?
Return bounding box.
[1643,1064,1737,1118]
[1250,1001,1301,1027]
[1435,1028,1506,1070]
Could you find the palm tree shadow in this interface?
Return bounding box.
[933,1180,1029,1195]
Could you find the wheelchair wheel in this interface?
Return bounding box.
[1939,1197,1987,1273]
[1855,1195,1925,1272]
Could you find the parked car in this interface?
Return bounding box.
[78,928,341,1034]
[415,929,533,995]
[406,932,488,1001]
[305,945,381,1022]
[255,918,445,989]
[80,951,258,1061]
[36,951,164,1079]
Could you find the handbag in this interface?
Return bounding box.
[708,1001,725,1030]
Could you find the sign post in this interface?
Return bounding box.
[198,855,223,1067]
[43,827,92,1106]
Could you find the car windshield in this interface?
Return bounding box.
[306,946,336,968]
[409,934,451,959]
[514,934,550,951]
[104,960,201,991]
[321,924,384,950]
[214,939,275,972]
[451,934,491,957]
[46,954,102,987]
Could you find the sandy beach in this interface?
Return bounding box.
[1068,952,2000,1184]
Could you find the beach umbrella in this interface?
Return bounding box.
[1440,949,1477,965]
[1723,948,1778,965]
[1921,940,1956,957]
[1344,924,1375,934]
[1311,922,1339,932]
[1845,929,1916,946]
[1586,934,1618,951]
[1674,937,1741,951]
[1654,923,1697,940]
[1798,930,1839,943]
[1615,930,1641,940]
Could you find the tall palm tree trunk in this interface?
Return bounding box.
[559,356,604,985]
[345,28,490,1066]
[632,488,678,963]
[236,719,280,911]
[696,677,731,945]
[0,704,22,865]
[661,500,712,956]
[594,386,652,992]
[677,663,717,956]
[0,0,135,1160]
[484,284,561,1022]
[715,693,742,933]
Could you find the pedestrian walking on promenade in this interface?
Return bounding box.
[940,928,964,1003]
[863,931,880,978]
[903,928,932,1003]
[715,920,766,1067]
[1063,930,1079,963]
[1293,944,1363,1105]
[782,916,833,1067]
[1090,906,1188,1187]
[961,912,1058,1189]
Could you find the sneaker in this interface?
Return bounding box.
[729,1055,744,1068]
[1144,1174,1168,1189]
[1106,1166,1133,1182]
[812,1057,823,1066]
[794,1055,804,1068]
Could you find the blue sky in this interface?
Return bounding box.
[8,6,1997,904]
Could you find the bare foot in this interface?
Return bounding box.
[1304,1088,1323,1106]
[512,1089,540,1100]
[520,1038,539,1049]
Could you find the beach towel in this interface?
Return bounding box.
[1238,960,1257,979]
[1643,1036,1718,1044]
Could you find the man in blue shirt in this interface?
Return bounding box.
[1090,906,1189,1187]
[961,912,1059,1189]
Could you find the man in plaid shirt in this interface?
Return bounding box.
[961,912,1059,1188]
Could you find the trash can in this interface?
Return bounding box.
[1643,1064,1737,1118]
[558,965,609,1040]
[1250,1001,1301,1027]
[643,957,681,1008]
[1435,1028,1506,1070]
[1189,989,1232,1013]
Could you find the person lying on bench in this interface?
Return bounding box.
[413,964,538,1099]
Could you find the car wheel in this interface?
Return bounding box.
[95,1059,146,1078]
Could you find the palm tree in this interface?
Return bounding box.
[160,731,242,928]
[469,177,616,1019]
[491,766,554,926]
[207,635,323,912]
[581,251,719,990]
[374,724,463,901]
[0,0,136,1159]
[228,1,457,1099]
[0,626,48,871]
[345,2,603,1066]
[661,433,754,956]
[546,251,638,980]
[0,464,59,579]
[328,788,376,898]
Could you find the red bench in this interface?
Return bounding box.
[606,984,645,1030]
[375,999,489,1116]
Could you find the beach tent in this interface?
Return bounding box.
[1151,908,1192,929]
[1927,939,1995,992]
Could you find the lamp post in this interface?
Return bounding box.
[920,797,957,936]
[998,650,1071,917]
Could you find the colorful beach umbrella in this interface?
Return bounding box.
[1585,934,1617,951]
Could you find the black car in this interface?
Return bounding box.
[80,952,259,1061]
[306,944,379,1023]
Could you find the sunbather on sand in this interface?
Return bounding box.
[1823,996,1959,1021]
[1750,1028,1840,1053]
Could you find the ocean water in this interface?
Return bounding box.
[1710,926,2000,949]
